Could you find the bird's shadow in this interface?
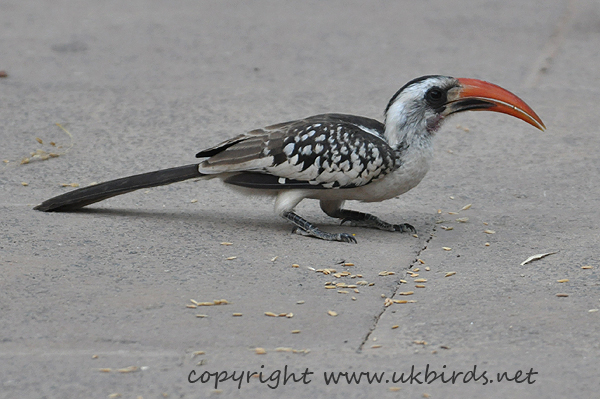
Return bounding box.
[65,207,328,235]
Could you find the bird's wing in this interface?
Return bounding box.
[197,114,398,189]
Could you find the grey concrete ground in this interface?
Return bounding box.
[1,0,599,398]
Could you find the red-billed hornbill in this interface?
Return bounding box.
[35,75,545,243]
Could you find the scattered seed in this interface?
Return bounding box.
[232,313,243,317]
[440,226,453,231]
[92,355,98,359]
[190,199,198,203]
[413,268,420,272]
[440,345,451,350]
[338,290,349,294]
[264,312,278,317]
[278,313,287,317]
[286,313,293,318]
[371,345,382,349]
[0,70,7,78]
[117,366,139,373]
[378,271,395,276]
[398,291,414,296]
[391,325,399,329]
[225,256,237,260]
[186,304,197,309]
[485,242,490,246]
[98,368,112,372]
[414,278,427,283]
[343,262,354,266]
[255,348,267,355]
[307,266,315,271]
[415,284,426,288]
[291,330,301,334]
[271,256,278,262]
[589,309,599,313]
[555,293,569,297]
[483,229,496,234]
[417,259,425,264]
[445,271,456,277]
[108,394,122,399]
[442,247,452,251]
[413,340,427,345]
[276,347,293,352]
[296,300,305,304]
[399,279,407,284]
[389,387,401,392]
[60,183,79,187]
[327,310,338,317]
[425,267,430,271]
[520,251,558,266]
[456,217,469,223]
[557,279,569,283]
[462,204,472,210]
[351,296,357,301]
[195,314,208,318]
[21,182,29,186]
[448,211,458,215]
[393,300,408,304]
[220,242,233,246]
[582,266,593,269]
[292,264,299,268]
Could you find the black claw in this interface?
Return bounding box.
[393,223,416,234]
[339,233,357,243]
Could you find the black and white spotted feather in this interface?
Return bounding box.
[196,114,401,190]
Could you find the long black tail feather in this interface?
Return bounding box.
[34,164,203,212]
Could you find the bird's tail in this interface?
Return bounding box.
[34,164,203,212]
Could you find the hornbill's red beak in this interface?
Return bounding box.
[448,78,545,131]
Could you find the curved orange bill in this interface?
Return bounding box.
[453,78,545,131]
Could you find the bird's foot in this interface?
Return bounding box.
[338,210,416,234]
[292,227,357,243]
[284,211,357,243]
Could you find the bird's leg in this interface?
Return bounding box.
[320,200,416,234]
[281,211,357,243]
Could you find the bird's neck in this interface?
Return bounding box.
[384,102,433,153]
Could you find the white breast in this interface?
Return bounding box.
[303,142,434,203]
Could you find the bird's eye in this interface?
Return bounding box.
[425,87,445,106]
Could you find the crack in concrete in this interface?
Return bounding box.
[356,222,437,353]
[523,0,577,88]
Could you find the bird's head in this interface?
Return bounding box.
[384,75,545,147]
